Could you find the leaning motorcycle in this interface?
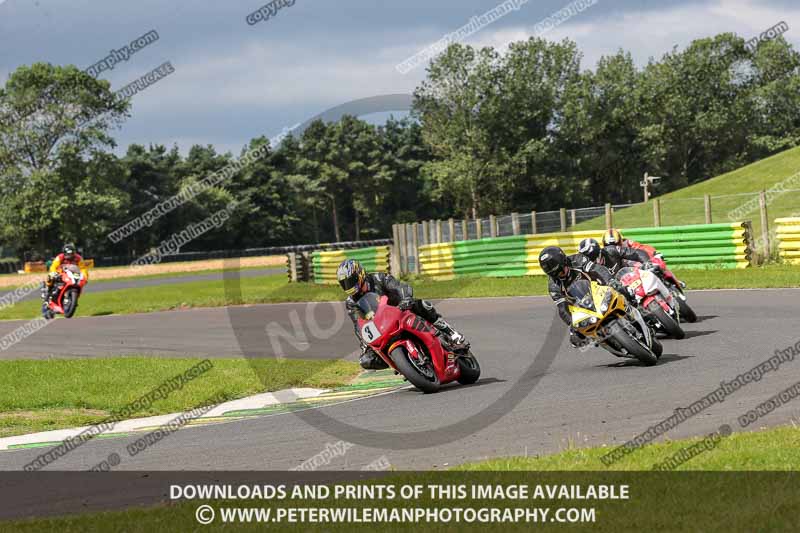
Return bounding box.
[616,266,685,339]
[355,292,480,393]
[41,265,87,319]
[649,257,697,323]
[568,280,662,366]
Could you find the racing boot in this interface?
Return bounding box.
[359,346,388,370]
[433,318,467,347]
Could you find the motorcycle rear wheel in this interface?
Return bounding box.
[670,288,697,322]
[390,346,441,393]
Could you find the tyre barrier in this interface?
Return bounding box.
[776,217,800,264]
[419,222,752,280]
[311,245,391,284]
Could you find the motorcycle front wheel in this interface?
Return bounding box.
[456,352,481,385]
[647,301,685,339]
[62,288,79,318]
[390,345,441,393]
[609,320,658,366]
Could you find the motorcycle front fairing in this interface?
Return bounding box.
[355,293,458,382]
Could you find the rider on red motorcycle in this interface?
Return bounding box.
[44,243,89,301]
[337,259,466,370]
[601,229,683,287]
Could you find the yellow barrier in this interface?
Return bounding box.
[312,246,391,284]
[23,261,47,273]
[776,217,800,264]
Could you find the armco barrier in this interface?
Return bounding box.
[312,246,391,284]
[419,223,752,280]
[776,217,800,264]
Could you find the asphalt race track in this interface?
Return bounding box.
[0,267,283,304]
[1,289,799,472]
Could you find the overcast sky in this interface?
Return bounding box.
[1,0,798,156]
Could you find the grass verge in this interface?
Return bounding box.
[574,145,800,233]
[0,263,798,320]
[4,425,800,531]
[0,357,360,437]
[458,424,800,471]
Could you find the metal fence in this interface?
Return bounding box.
[392,188,800,274]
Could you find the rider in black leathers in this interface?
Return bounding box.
[539,246,635,348]
[578,238,650,276]
[337,259,466,370]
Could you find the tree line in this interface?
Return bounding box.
[1,31,799,259]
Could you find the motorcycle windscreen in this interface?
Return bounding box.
[615,266,636,281]
[566,279,595,312]
[356,292,381,320]
[64,264,81,275]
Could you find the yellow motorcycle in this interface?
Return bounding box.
[567,279,662,365]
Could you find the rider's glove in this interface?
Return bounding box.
[569,328,589,349]
[609,279,636,304]
[47,271,60,281]
[608,279,625,293]
[398,299,414,311]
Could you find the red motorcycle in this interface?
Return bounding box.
[355,292,480,393]
[41,265,87,319]
[616,265,684,339]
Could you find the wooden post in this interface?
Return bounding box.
[489,214,497,238]
[398,224,408,274]
[704,194,712,224]
[390,224,401,275]
[531,211,537,234]
[421,220,429,246]
[429,219,436,243]
[287,252,298,282]
[759,190,770,260]
[605,203,612,230]
[433,220,441,243]
[461,219,468,241]
[653,199,661,227]
[742,220,757,266]
[448,218,456,242]
[570,209,577,228]
[475,218,483,240]
[511,212,520,235]
[411,222,420,274]
[559,208,567,232]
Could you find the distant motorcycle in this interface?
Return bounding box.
[616,265,685,339]
[41,265,87,319]
[355,292,480,393]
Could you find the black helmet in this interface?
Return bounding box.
[603,245,623,273]
[539,246,569,279]
[578,238,601,261]
[336,259,367,297]
[63,242,76,260]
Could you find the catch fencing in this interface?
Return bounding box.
[416,222,753,280]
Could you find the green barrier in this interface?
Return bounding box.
[312,246,391,284]
[419,223,752,280]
